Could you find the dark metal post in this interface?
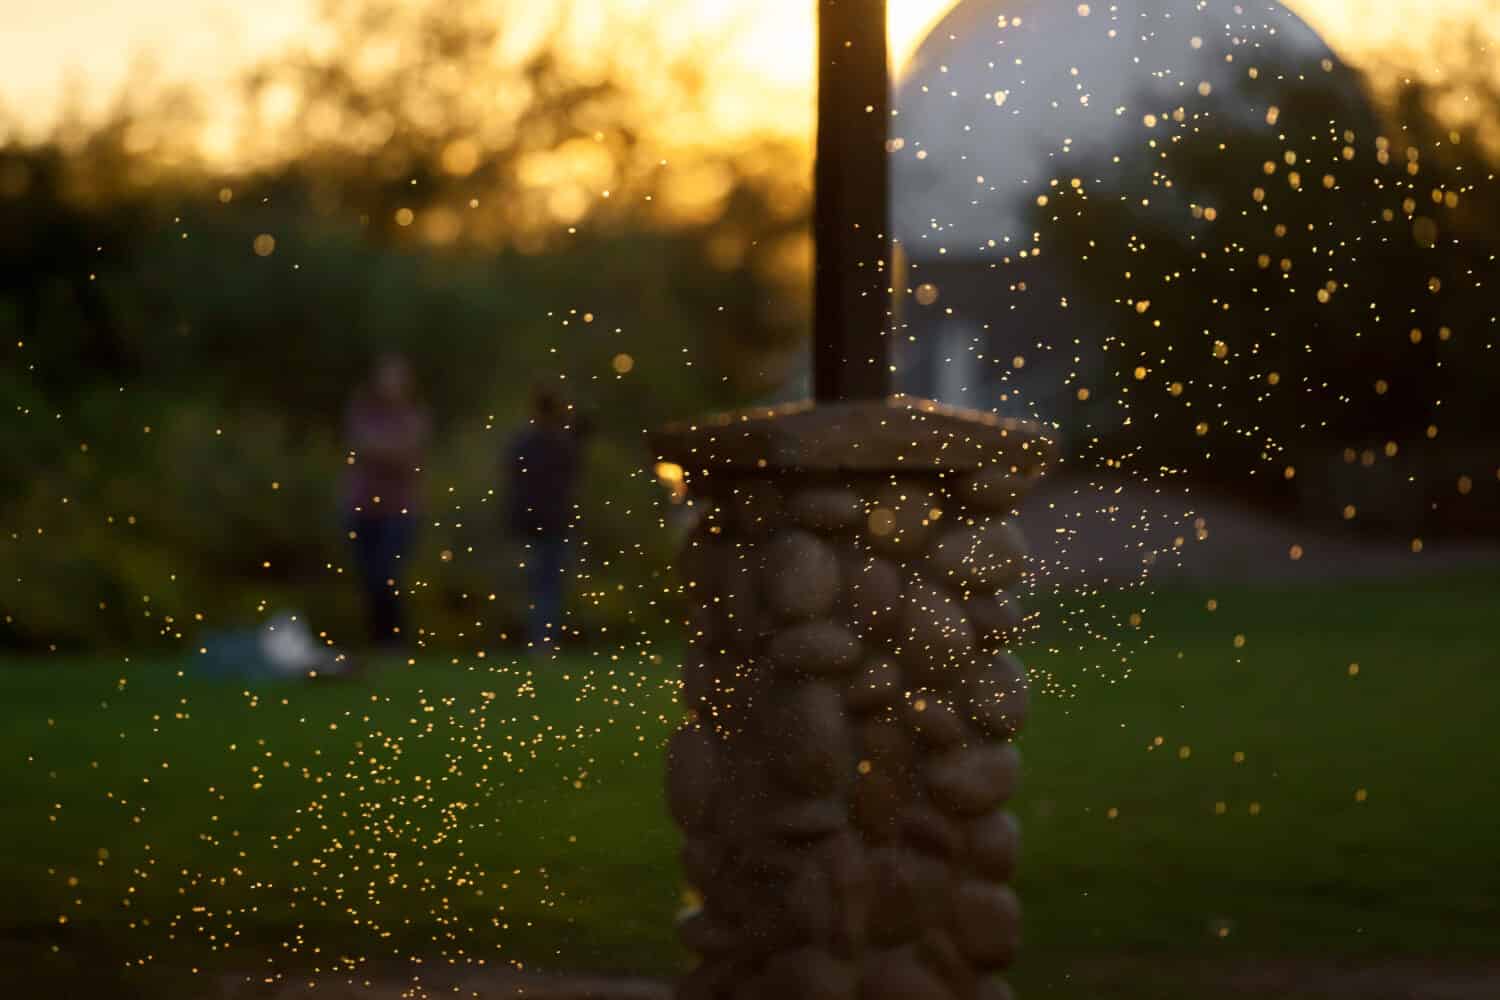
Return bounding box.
[814,0,891,402]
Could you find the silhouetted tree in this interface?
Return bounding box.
[1029,46,1498,513]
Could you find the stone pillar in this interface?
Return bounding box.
[653,399,1050,1000]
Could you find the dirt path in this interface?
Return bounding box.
[215,957,1500,999]
[219,971,669,1000]
[1016,475,1500,586]
[217,969,669,1000]
[1066,956,1500,999]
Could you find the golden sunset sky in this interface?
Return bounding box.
[0,0,1469,140]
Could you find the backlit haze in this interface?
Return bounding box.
[0,0,1477,161]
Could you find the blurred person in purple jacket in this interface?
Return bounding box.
[345,354,430,649]
[506,386,589,652]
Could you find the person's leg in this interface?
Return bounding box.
[350,514,386,645]
[544,537,568,644]
[526,536,566,650]
[524,538,548,649]
[353,515,406,647]
[370,540,399,645]
[372,515,415,647]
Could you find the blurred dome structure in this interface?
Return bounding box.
[890,0,1380,422]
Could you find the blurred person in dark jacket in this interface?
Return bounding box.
[506,386,588,653]
[345,354,430,650]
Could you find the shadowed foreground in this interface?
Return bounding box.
[3,575,1497,998]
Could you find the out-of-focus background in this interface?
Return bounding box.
[3,0,1498,649]
[3,0,830,649]
[4,2,1500,998]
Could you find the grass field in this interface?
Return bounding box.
[3,573,1497,998]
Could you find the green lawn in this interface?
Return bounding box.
[3,574,1497,998]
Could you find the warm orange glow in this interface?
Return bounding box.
[0,1,1492,155]
[654,461,688,502]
